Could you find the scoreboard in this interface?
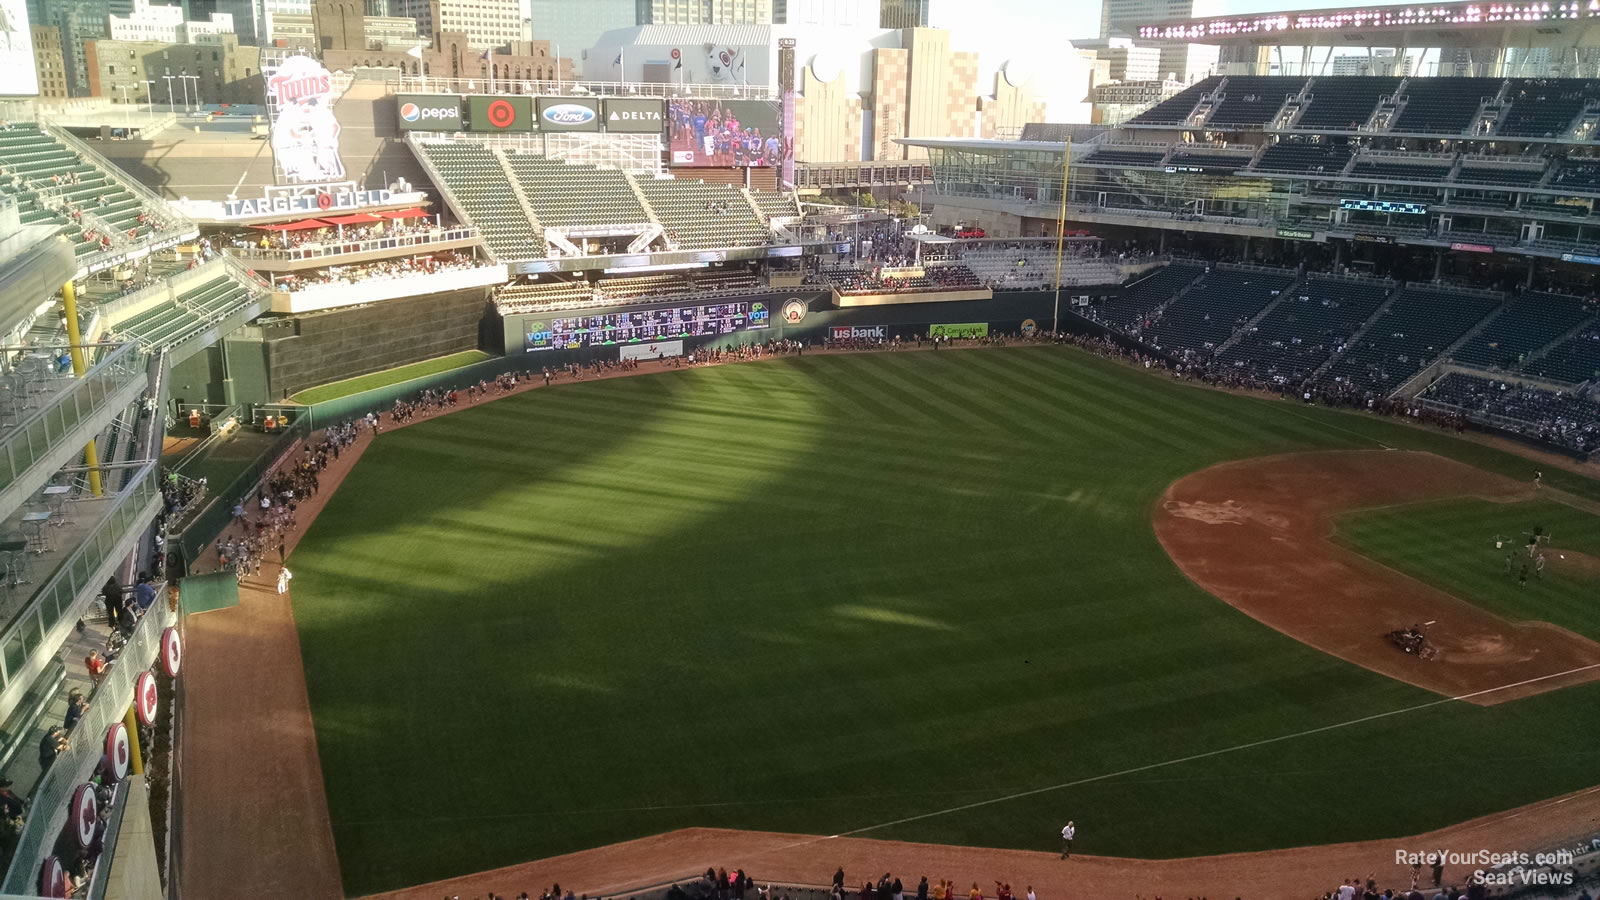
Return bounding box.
[527,300,769,351]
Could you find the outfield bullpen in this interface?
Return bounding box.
[284,346,1600,895]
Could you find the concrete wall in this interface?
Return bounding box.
[256,288,491,400]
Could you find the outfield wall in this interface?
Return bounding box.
[498,289,1121,362]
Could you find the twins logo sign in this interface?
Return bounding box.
[780,299,807,324]
[267,55,344,184]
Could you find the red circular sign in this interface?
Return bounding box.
[162,627,182,677]
[39,857,67,898]
[316,192,333,210]
[71,783,96,848]
[671,48,681,60]
[105,723,129,782]
[486,99,516,129]
[136,671,159,726]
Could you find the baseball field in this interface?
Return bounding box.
[283,345,1600,896]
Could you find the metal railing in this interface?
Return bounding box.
[1,566,174,895]
[37,117,192,234]
[388,75,778,100]
[223,226,476,263]
[0,341,148,499]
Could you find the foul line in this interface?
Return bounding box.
[829,661,1600,839]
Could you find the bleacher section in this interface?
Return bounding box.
[1217,277,1392,383]
[1092,263,1204,331]
[596,273,692,302]
[1551,160,1600,193]
[1143,268,1296,355]
[1422,371,1600,453]
[0,123,165,259]
[110,277,255,351]
[636,178,769,249]
[1081,149,1167,167]
[1254,141,1352,174]
[1294,77,1399,131]
[747,189,800,220]
[1391,78,1501,134]
[1452,292,1595,369]
[1165,150,1250,171]
[1205,77,1305,129]
[1128,77,1221,126]
[1497,79,1600,138]
[694,269,761,294]
[955,245,1119,289]
[1322,286,1501,393]
[1454,164,1546,188]
[419,143,547,260]
[503,155,649,228]
[1349,156,1453,181]
[496,280,595,314]
[1523,325,1600,384]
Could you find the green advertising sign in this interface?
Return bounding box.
[930,322,989,339]
[1276,228,1315,241]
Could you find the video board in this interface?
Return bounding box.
[0,0,39,97]
[525,300,769,351]
[667,98,788,168]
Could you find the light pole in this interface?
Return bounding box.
[182,74,200,113]
[142,80,156,124]
[178,73,190,113]
[115,84,132,130]
[162,74,177,112]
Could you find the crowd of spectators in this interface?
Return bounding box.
[276,250,481,292]
[1420,372,1600,454]
[223,217,449,252]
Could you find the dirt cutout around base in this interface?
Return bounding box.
[1154,449,1600,704]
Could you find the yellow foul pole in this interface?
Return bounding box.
[122,706,145,775]
[1051,136,1072,334]
[60,281,103,498]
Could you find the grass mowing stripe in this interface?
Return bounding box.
[288,350,1600,894]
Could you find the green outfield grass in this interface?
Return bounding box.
[1336,498,1600,641]
[287,347,1600,895]
[287,350,489,404]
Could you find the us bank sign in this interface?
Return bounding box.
[222,187,393,219]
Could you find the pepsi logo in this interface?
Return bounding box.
[542,103,596,126]
[400,102,420,122]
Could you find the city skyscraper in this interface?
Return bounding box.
[635,0,774,25]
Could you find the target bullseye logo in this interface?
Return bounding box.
[316,192,333,210]
[486,99,517,129]
[136,671,159,726]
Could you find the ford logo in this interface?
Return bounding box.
[400,103,420,122]
[542,103,595,125]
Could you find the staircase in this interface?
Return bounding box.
[624,172,674,251]
[492,148,548,255]
[1369,79,1407,132]
[1213,276,1303,355]
[1313,286,1400,378]
[1524,312,1600,365]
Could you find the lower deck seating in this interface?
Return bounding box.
[110,277,255,350]
[1452,292,1595,369]
[1522,326,1600,384]
[1216,277,1392,383]
[1321,286,1501,394]
[1142,268,1296,355]
[1093,263,1205,331]
[1422,371,1600,453]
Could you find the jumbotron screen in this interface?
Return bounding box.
[668,99,789,168]
[526,300,769,351]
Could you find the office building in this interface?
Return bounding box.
[394,0,521,48]
[86,33,264,105]
[1099,0,1215,82]
[636,0,775,24]
[110,0,237,43]
[879,0,925,28]
[32,26,70,100]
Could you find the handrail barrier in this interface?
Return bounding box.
[0,566,175,895]
[223,226,478,263]
[0,341,148,499]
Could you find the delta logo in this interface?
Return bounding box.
[608,109,662,122]
[543,104,596,126]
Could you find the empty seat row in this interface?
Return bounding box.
[1321,286,1501,394]
[1217,277,1393,383]
[1453,292,1594,369]
[1294,77,1400,131]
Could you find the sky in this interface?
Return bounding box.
[932,0,1430,45]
